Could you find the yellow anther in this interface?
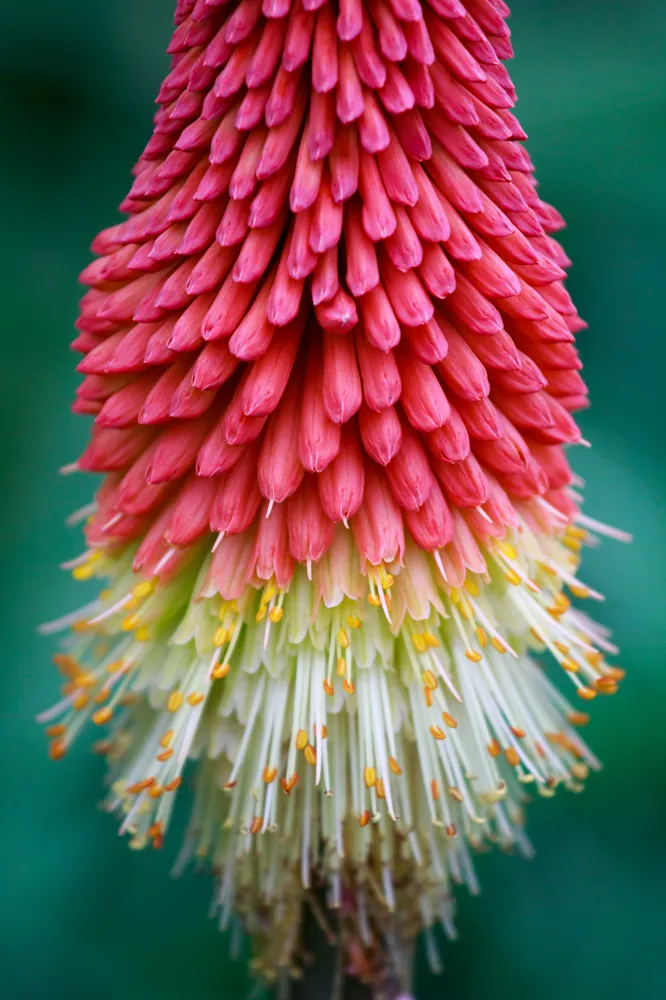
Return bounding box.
[250,816,263,835]
[76,672,97,688]
[554,641,569,655]
[92,707,113,726]
[450,587,461,604]
[281,775,298,794]
[133,579,155,599]
[465,579,480,597]
[342,678,355,695]
[148,785,164,800]
[505,747,520,767]
[164,777,182,792]
[465,649,483,663]
[510,727,526,739]
[213,627,229,647]
[121,614,140,631]
[554,592,571,613]
[304,745,316,766]
[255,606,267,622]
[475,627,487,649]
[445,823,457,838]
[135,626,151,643]
[359,810,371,828]
[504,569,521,586]
[123,596,139,611]
[423,631,440,648]
[167,692,184,713]
[424,686,434,708]
[561,657,580,673]
[423,669,438,691]
[459,598,473,620]
[448,786,464,803]
[388,756,402,776]
[442,712,458,728]
[262,582,276,604]
[571,763,589,781]
[72,691,89,711]
[565,525,587,540]
[105,659,126,675]
[212,662,231,679]
[323,679,334,697]
[367,594,381,607]
[376,778,386,800]
[577,686,597,701]
[99,589,112,601]
[263,766,278,784]
[498,541,518,560]
[71,620,91,633]
[268,606,283,623]
[530,627,546,643]
[570,585,590,599]
[585,650,604,667]
[429,725,446,741]
[46,724,66,738]
[160,730,174,749]
[296,729,308,751]
[337,627,350,648]
[363,766,377,788]
[379,567,393,589]
[563,537,582,553]
[347,615,361,629]
[320,724,328,739]
[431,779,440,801]
[72,564,95,581]
[487,739,501,758]
[187,692,205,706]
[411,633,427,653]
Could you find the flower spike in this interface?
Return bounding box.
[42,0,628,994]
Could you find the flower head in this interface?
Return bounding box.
[42,0,628,992]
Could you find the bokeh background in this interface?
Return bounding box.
[1,1,665,997]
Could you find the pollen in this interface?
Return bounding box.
[91,707,113,726]
[167,691,184,712]
[388,756,402,776]
[295,729,308,751]
[304,745,316,767]
[423,670,438,691]
[429,725,446,741]
[363,766,377,789]
[337,627,350,649]
[336,657,346,677]
[465,649,483,663]
[262,766,277,784]
[212,662,231,679]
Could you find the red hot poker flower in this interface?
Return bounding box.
[42,0,628,992]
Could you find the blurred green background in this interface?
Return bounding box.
[1,1,665,997]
